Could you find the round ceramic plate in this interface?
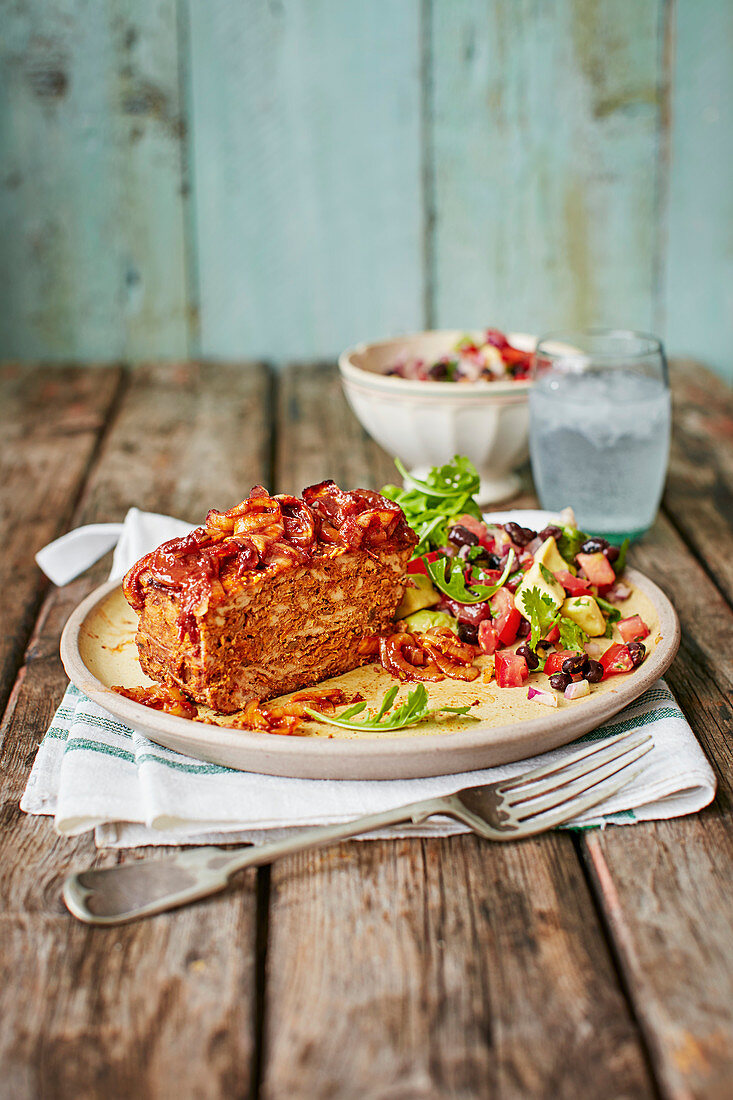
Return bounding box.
[60,558,679,780]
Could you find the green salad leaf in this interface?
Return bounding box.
[614,537,631,575]
[381,456,483,556]
[304,683,479,732]
[595,595,622,623]
[426,550,515,605]
[556,524,588,565]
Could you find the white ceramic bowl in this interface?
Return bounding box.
[339,330,535,503]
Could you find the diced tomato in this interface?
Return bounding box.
[490,587,521,645]
[576,552,616,587]
[544,650,581,675]
[501,346,532,369]
[618,615,650,644]
[600,643,634,677]
[477,621,500,655]
[407,551,442,577]
[437,597,492,625]
[495,650,529,688]
[554,569,593,596]
[544,624,560,644]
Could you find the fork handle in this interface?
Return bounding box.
[63,795,456,925]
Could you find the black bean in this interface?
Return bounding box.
[449,524,479,548]
[538,525,563,541]
[627,641,646,668]
[585,660,604,683]
[427,361,450,380]
[604,545,620,564]
[516,618,531,638]
[504,521,537,547]
[562,653,589,675]
[516,643,539,670]
[580,537,610,554]
[457,621,479,645]
[471,549,501,569]
[549,672,571,692]
[535,639,554,653]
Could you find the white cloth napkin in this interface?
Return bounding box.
[23,508,717,849]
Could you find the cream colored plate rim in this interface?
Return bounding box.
[60,567,680,780]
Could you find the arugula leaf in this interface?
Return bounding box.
[381,456,483,555]
[595,596,621,623]
[426,550,515,605]
[614,537,630,575]
[304,683,479,732]
[521,587,559,651]
[557,616,589,651]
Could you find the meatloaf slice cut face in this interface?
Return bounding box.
[123,482,417,712]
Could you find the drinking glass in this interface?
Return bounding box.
[529,329,671,542]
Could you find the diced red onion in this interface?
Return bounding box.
[564,679,590,700]
[527,686,559,707]
[606,582,632,603]
[526,537,542,555]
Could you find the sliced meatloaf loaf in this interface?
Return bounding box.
[123,481,417,712]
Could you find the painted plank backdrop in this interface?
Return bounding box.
[0,0,730,379]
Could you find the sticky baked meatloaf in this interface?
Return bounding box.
[123,481,417,712]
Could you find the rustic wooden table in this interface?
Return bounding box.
[1,360,731,1100]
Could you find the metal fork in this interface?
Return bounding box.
[62,729,652,925]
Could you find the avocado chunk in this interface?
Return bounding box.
[515,560,566,618]
[533,535,570,574]
[401,609,459,635]
[562,595,606,637]
[395,574,441,619]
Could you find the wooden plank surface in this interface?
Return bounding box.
[263,835,654,1100]
[0,363,270,1099]
[0,364,122,710]
[262,363,655,1099]
[662,0,733,380]
[663,359,733,607]
[1,358,732,1099]
[0,2,190,359]
[428,0,663,335]
[187,0,425,361]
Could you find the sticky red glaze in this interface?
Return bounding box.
[123,481,416,642]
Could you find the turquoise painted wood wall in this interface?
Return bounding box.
[1,0,731,379]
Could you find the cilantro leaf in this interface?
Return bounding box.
[557,616,589,651]
[521,586,559,650]
[426,550,515,605]
[304,683,479,732]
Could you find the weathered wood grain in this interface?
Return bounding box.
[275,363,397,495]
[577,403,733,1099]
[186,0,425,361]
[262,834,653,1100]
[662,359,733,607]
[0,363,271,1099]
[428,0,663,336]
[0,364,122,711]
[0,2,190,359]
